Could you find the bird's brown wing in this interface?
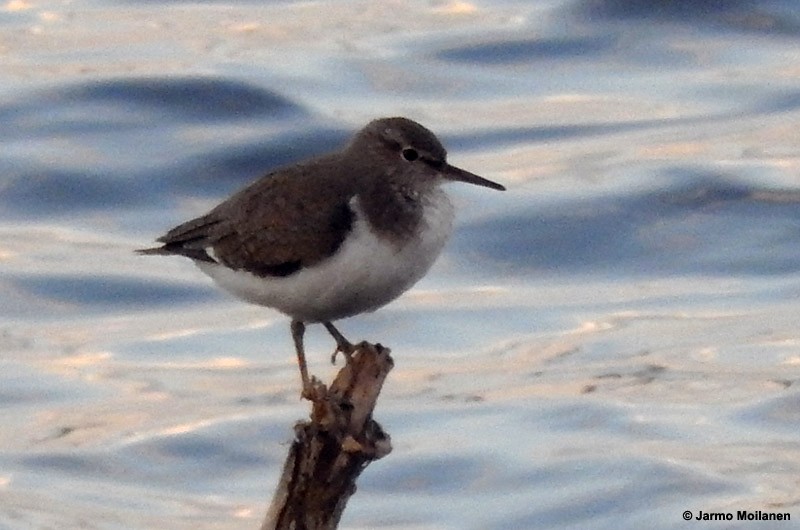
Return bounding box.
[139,156,358,278]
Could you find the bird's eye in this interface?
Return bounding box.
[401,148,419,162]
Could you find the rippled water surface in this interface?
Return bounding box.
[2,1,800,528]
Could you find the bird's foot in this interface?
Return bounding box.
[330,339,356,366]
[323,322,356,365]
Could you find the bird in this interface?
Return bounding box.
[139,117,505,399]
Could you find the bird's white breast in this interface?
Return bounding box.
[196,190,454,323]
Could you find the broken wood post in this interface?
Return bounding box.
[261,342,394,530]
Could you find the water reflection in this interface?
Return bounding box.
[575,0,800,37]
[2,0,800,528]
[437,35,618,64]
[456,172,800,276]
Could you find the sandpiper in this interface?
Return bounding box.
[139,117,505,398]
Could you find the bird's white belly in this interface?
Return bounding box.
[196,192,454,323]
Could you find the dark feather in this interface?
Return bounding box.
[140,152,360,278]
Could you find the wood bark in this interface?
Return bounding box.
[262,342,394,530]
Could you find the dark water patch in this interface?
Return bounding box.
[436,35,617,65]
[10,274,216,310]
[578,0,753,20]
[574,0,800,37]
[22,454,110,476]
[0,169,153,217]
[20,418,275,490]
[118,0,290,3]
[0,125,344,219]
[446,87,800,153]
[444,119,669,151]
[137,434,264,469]
[445,89,800,153]
[499,456,734,529]
[50,77,302,123]
[365,455,483,494]
[167,126,350,197]
[734,390,800,434]
[0,366,102,406]
[746,89,800,116]
[0,76,306,141]
[0,76,317,219]
[455,171,800,277]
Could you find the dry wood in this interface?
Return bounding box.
[262,342,394,530]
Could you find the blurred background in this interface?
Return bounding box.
[1,0,799,528]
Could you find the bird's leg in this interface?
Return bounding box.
[290,320,315,399]
[323,321,356,365]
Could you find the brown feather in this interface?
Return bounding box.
[143,152,361,277]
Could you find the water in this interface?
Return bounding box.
[2,0,800,528]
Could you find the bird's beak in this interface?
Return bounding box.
[442,164,506,191]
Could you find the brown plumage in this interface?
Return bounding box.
[139,152,362,277]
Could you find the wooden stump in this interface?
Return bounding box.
[262,342,394,530]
